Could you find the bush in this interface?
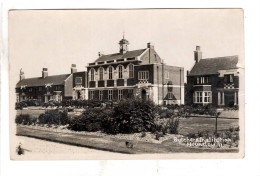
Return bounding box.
[68,108,113,132]
[15,114,37,125]
[15,114,30,124]
[167,117,179,134]
[38,110,69,125]
[104,98,157,134]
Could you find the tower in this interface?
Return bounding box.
[119,33,129,54]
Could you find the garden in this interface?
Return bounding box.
[15,98,240,153]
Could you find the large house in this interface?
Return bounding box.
[85,37,184,105]
[15,37,184,105]
[15,65,81,103]
[186,46,239,107]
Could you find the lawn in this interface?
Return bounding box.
[16,108,239,136]
[178,117,239,135]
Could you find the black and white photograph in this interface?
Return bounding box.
[8,9,244,160]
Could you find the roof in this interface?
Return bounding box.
[16,74,71,88]
[189,56,238,76]
[94,49,147,63]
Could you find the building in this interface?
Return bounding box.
[15,37,184,105]
[85,37,184,105]
[16,67,75,103]
[186,46,239,107]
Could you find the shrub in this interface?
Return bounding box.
[105,98,157,134]
[38,110,69,125]
[15,114,30,124]
[68,108,113,132]
[167,117,179,134]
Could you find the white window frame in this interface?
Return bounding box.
[118,65,123,79]
[108,90,113,100]
[118,89,123,100]
[99,90,103,101]
[90,68,95,81]
[129,64,134,78]
[99,67,104,81]
[108,66,113,80]
[90,91,94,100]
[138,71,149,80]
[193,91,212,104]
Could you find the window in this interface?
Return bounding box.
[108,66,113,80]
[118,89,123,100]
[38,95,42,102]
[99,90,103,101]
[118,65,123,79]
[165,71,169,79]
[108,90,113,100]
[129,64,134,78]
[138,71,149,80]
[196,92,203,103]
[224,74,234,83]
[29,88,33,92]
[90,68,95,81]
[204,92,211,102]
[168,85,173,99]
[75,77,82,85]
[90,91,94,100]
[39,87,42,91]
[193,91,212,103]
[196,76,209,84]
[200,77,204,84]
[99,67,103,80]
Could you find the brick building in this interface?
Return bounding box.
[186,46,239,107]
[16,37,184,105]
[85,37,184,105]
[16,67,74,103]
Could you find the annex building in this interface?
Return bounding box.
[185,46,239,107]
[16,37,184,105]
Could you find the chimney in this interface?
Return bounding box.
[71,64,77,74]
[19,68,25,81]
[194,46,202,63]
[147,42,154,50]
[42,68,48,78]
[98,51,104,57]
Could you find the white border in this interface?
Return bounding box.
[1,1,260,176]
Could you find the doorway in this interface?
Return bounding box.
[141,89,146,100]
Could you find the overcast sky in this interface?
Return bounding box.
[9,9,244,83]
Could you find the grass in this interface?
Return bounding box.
[178,117,239,135]
[16,125,238,154]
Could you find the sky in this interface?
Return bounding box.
[9,9,244,83]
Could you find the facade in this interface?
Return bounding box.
[186,46,239,107]
[16,67,74,103]
[15,37,184,105]
[85,37,184,105]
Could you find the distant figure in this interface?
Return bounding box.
[125,141,133,148]
[16,143,24,155]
